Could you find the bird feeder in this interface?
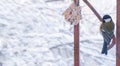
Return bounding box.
[63,0,80,66]
[62,2,81,25]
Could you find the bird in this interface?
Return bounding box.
[100,15,115,55]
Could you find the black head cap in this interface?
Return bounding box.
[102,15,112,22]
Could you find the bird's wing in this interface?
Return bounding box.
[101,31,114,44]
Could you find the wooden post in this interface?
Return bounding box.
[117,0,120,66]
[74,0,80,66]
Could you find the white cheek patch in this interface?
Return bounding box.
[104,18,111,22]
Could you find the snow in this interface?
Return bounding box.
[0,0,116,66]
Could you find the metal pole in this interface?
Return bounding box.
[74,0,80,66]
[83,0,102,22]
[74,24,79,66]
[117,0,120,66]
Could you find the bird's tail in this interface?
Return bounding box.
[101,41,108,55]
[101,32,113,55]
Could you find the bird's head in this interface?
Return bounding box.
[102,15,112,23]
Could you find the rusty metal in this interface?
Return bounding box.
[83,0,102,22]
[74,0,80,66]
[74,24,80,66]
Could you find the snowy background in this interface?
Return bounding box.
[0,0,116,66]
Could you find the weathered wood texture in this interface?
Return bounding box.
[117,0,120,66]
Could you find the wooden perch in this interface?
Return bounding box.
[83,0,102,22]
[108,35,116,50]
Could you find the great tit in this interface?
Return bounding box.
[100,15,115,55]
